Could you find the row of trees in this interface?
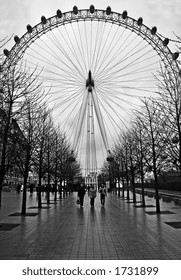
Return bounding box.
[101,36,181,213]
[0,43,81,214]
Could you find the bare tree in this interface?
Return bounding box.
[32,107,54,208]
[132,118,148,207]
[136,98,167,213]
[154,63,181,176]
[16,91,47,215]
[0,62,41,208]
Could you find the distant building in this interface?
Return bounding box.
[85,172,98,188]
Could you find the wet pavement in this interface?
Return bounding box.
[0,190,181,260]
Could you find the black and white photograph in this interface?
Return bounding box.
[0,0,181,278]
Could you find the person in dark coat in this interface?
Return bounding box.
[29,184,34,195]
[77,183,86,207]
[99,184,107,206]
[16,184,21,194]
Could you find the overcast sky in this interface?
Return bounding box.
[0,0,181,52]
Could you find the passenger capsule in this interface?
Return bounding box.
[122,10,128,19]
[57,9,62,18]
[161,154,167,160]
[163,38,169,46]
[90,5,95,13]
[27,24,33,33]
[137,17,143,26]
[73,6,78,15]
[172,52,179,60]
[4,49,10,57]
[106,6,111,15]
[107,156,114,162]
[41,16,47,24]
[172,136,179,144]
[151,26,157,35]
[68,156,75,162]
[14,35,20,44]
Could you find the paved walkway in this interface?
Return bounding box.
[0,190,181,260]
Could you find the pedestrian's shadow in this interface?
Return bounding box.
[100,206,106,217]
[77,206,84,213]
[77,206,85,224]
[90,206,98,219]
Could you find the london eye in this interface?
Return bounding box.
[2,5,180,185]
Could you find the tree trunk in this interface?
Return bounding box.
[47,142,50,204]
[54,179,58,202]
[121,163,125,199]
[141,170,145,207]
[125,164,130,200]
[38,173,42,208]
[38,151,43,208]
[130,157,136,203]
[59,178,62,199]
[0,100,13,208]
[121,178,125,199]
[117,175,121,197]
[140,154,145,207]
[21,156,30,215]
[152,143,161,213]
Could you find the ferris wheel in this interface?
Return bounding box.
[2,5,180,180]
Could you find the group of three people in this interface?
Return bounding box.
[77,183,107,207]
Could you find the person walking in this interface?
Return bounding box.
[77,183,85,207]
[29,184,34,195]
[16,184,21,194]
[88,185,97,207]
[99,184,107,206]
